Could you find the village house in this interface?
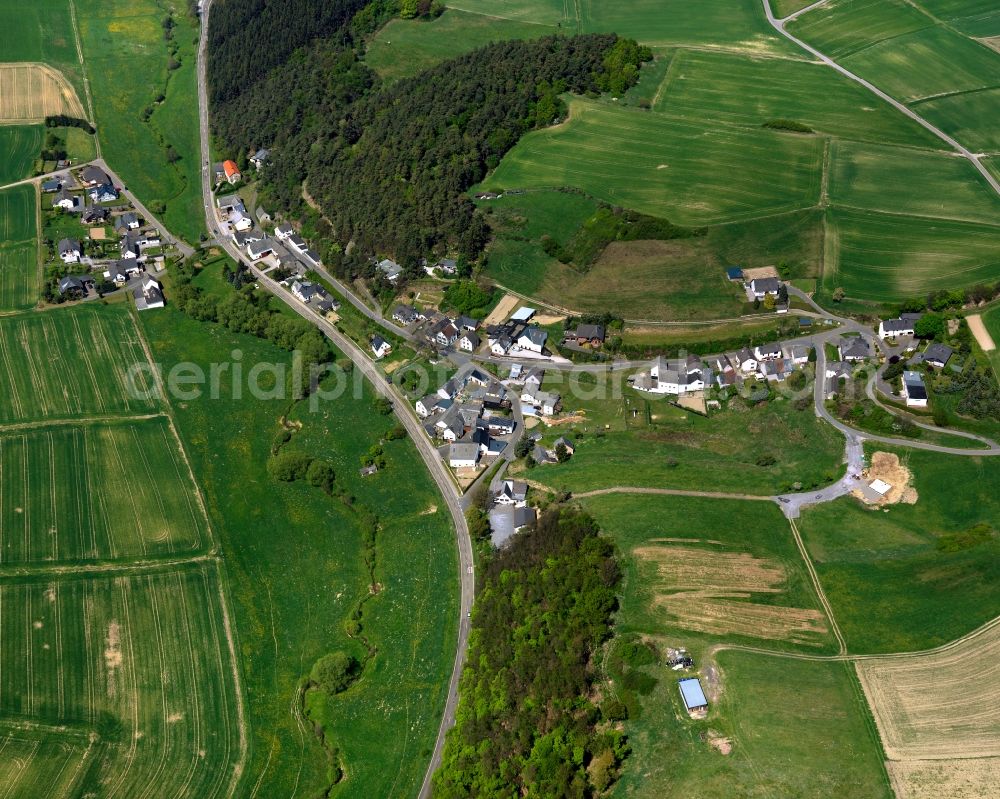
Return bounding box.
[486,416,516,436]
[416,395,442,418]
[554,436,575,456]
[839,337,870,362]
[80,165,111,187]
[923,343,953,369]
[824,361,852,399]
[41,178,62,193]
[133,276,165,311]
[754,342,783,362]
[378,258,402,282]
[734,347,758,374]
[646,357,705,395]
[494,479,527,507]
[247,237,275,261]
[749,277,780,298]
[458,331,480,352]
[88,181,118,203]
[448,441,481,469]
[250,148,270,170]
[713,355,738,388]
[53,186,79,212]
[222,160,241,184]
[878,317,917,339]
[58,274,94,298]
[521,385,560,416]
[758,359,791,382]
[81,205,109,225]
[429,318,459,348]
[434,258,457,275]
[114,212,140,234]
[782,343,811,365]
[274,222,294,240]
[58,238,81,264]
[437,377,461,400]
[566,323,606,347]
[120,231,142,259]
[901,370,928,407]
[392,304,422,325]
[370,335,392,360]
[516,326,548,354]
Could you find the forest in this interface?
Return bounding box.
[208,0,649,270]
[434,506,628,798]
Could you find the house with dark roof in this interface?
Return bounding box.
[494,479,528,507]
[133,276,164,311]
[568,323,605,347]
[41,178,62,193]
[88,182,118,203]
[58,274,93,297]
[80,165,111,186]
[923,343,953,369]
[378,258,402,282]
[103,261,130,286]
[902,370,928,407]
[53,186,79,211]
[879,317,916,339]
[81,205,109,225]
[392,304,421,325]
[120,231,141,259]
[839,337,871,362]
[516,326,548,354]
[250,148,270,169]
[246,237,275,261]
[58,238,81,264]
[114,212,139,233]
[753,342,783,362]
[370,335,392,360]
[749,277,780,298]
[458,331,480,352]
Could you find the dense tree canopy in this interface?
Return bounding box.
[434,506,627,798]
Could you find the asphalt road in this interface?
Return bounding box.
[195,4,473,794]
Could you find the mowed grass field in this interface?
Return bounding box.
[482,97,825,226]
[653,49,941,148]
[0,304,161,424]
[0,566,244,799]
[0,185,39,313]
[578,494,886,797]
[365,9,558,81]
[822,208,1000,301]
[0,0,86,100]
[0,417,208,565]
[798,448,1000,653]
[0,125,43,183]
[76,0,204,243]
[140,305,458,797]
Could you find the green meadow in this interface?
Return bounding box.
[914,88,1000,154]
[77,0,204,243]
[525,394,845,496]
[0,183,37,241]
[0,125,43,184]
[139,303,457,797]
[0,185,38,313]
[365,9,558,81]
[798,448,1000,653]
[483,97,825,226]
[787,0,933,58]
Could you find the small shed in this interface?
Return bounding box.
[510,306,535,323]
[678,678,708,713]
[726,266,743,281]
[870,479,892,496]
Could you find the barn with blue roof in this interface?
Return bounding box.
[679,677,708,714]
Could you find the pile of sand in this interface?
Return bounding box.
[854,451,918,506]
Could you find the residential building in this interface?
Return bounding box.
[250,148,270,169]
[879,317,916,339]
[754,342,782,362]
[839,337,870,362]
[81,205,109,225]
[58,238,81,264]
[489,505,536,547]
[378,258,402,282]
[370,335,392,360]
[80,165,111,186]
[516,326,547,353]
[734,348,758,373]
[53,186,78,211]
[494,480,527,507]
[448,442,481,469]
[222,160,241,184]
[749,277,780,298]
[246,237,275,261]
[114,212,140,233]
[902,370,928,408]
[274,222,294,240]
[57,274,93,298]
[133,276,164,311]
[924,343,953,369]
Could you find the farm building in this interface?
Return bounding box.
[678,677,708,714]
[510,306,535,323]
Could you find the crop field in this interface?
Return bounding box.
[583,494,836,652]
[526,395,845,496]
[0,417,208,565]
[365,9,558,81]
[0,184,37,242]
[913,88,1000,154]
[888,757,1000,799]
[0,125,43,183]
[786,0,934,58]
[0,304,161,424]
[0,63,86,123]
[798,448,1000,653]
[828,141,1000,224]
[139,306,458,797]
[76,0,204,243]
[482,98,825,226]
[653,49,941,148]
[841,25,1000,103]
[0,0,85,99]
[0,566,243,799]
[823,208,1000,301]
[0,243,38,313]
[857,621,1000,761]
[0,728,93,798]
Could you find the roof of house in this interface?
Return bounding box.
[81,165,110,185]
[275,222,294,236]
[755,342,783,356]
[520,327,547,346]
[455,315,479,330]
[378,258,402,276]
[252,148,270,161]
[881,318,913,333]
[924,342,953,365]
[449,441,480,462]
[737,347,756,362]
[371,334,389,350]
[247,237,274,257]
[393,304,418,322]
[58,275,84,292]
[751,276,780,292]
[499,479,527,499]
[489,505,536,547]
[54,186,76,204]
[903,370,927,399]
[222,160,240,177]
[575,323,605,340]
[58,238,80,253]
[554,436,573,449]
[840,337,870,358]
[678,678,708,710]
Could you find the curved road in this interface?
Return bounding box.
[195,4,472,796]
[761,0,1000,195]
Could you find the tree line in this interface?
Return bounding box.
[434,505,628,797]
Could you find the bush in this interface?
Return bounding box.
[306,459,336,493]
[267,450,313,481]
[310,652,358,695]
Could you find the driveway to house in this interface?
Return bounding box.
[760,0,1000,196]
[195,4,473,795]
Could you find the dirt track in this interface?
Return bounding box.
[967,314,996,352]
